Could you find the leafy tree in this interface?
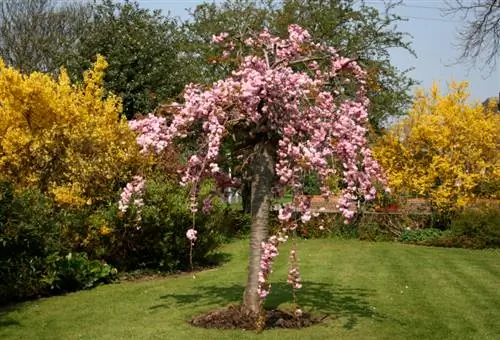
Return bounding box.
[0,55,140,207]
[65,0,185,119]
[130,26,385,316]
[0,0,91,73]
[374,81,500,213]
[445,0,500,69]
[181,0,416,133]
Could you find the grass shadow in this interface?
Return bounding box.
[0,305,21,328]
[202,252,233,268]
[268,281,378,324]
[153,281,380,329]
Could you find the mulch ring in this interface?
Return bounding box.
[189,305,326,330]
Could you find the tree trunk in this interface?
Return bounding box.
[243,142,275,314]
[241,180,251,214]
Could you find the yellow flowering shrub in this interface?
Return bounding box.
[374,81,500,211]
[0,56,140,206]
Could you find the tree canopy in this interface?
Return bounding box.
[180,0,416,133]
[0,0,91,74]
[65,0,185,119]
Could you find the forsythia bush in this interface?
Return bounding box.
[0,56,139,206]
[374,82,500,212]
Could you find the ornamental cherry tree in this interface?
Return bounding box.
[128,25,385,315]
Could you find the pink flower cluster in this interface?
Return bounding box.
[118,176,146,213]
[287,248,302,290]
[167,26,384,220]
[186,228,198,244]
[128,114,169,155]
[258,232,288,299]
[211,32,229,44]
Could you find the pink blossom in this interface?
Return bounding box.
[186,228,198,243]
[278,204,294,221]
[287,248,302,290]
[118,176,146,213]
[211,32,229,44]
[129,114,169,155]
[257,235,283,299]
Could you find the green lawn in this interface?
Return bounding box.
[1,239,499,340]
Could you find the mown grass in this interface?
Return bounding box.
[1,239,499,339]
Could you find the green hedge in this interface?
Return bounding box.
[0,183,116,304]
[0,178,249,304]
[83,176,250,271]
[400,207,499,249]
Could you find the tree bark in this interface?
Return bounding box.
[241,180,251,214]
[243,142,275,314]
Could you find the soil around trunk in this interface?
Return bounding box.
[189,305,325,330]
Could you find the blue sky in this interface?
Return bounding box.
[134,0,499,102]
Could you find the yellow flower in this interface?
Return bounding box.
[0,55,141,206]
[374,81,500,212]
[99,225,112,236]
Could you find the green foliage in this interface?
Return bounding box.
[302,172,321,196]
[445,207,500,249]
[289,205,499,250]
[400,228,445,244]
[82,175,250,271]
[0,182,62,303]
[356,220,393,242]
[66,0,185,118]
[296,214,356,239]
[0,182,116,304]
[400,206,500,249]
[55,252,117,292]
[286,208,432,242]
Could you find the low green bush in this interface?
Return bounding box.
[0,183,60,303]
[82,175,250,271]
[436,207,500,249]
[54,252,117,292]
[400,228,445,244]
[347,212,427,242]
[297,214,348,239]
[357,220,394,241]
[400,207,499,249]
[451,207,499,243]
[0,182,116,304]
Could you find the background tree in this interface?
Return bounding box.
[445,0,500,69]
[66,0,185,119]
[0,0,91,73]
[374,81,500,215]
